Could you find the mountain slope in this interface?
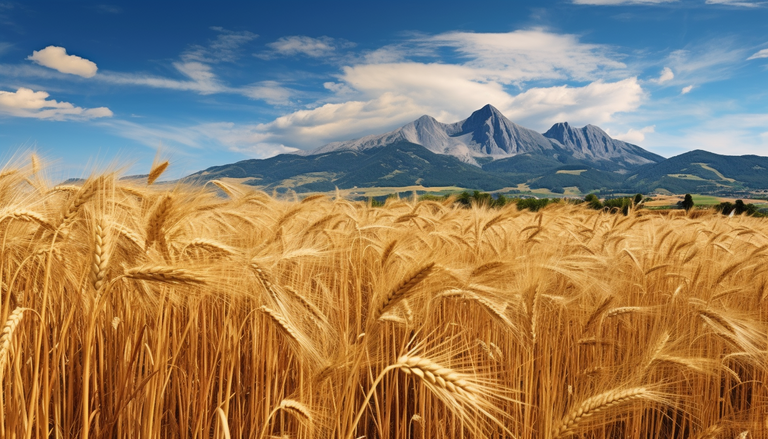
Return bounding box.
[311,105,558,165]
[626,149,768,193]
[188,141,515,192]
[309,104,664,171]
[543,122,664,170]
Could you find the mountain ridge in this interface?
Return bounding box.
[185,105,768,196]
[307,104,664,170]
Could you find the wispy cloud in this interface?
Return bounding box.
[747,48,768,60]
[95,4,122,14]
[705,0,766,7]
[421,30,627,83]
[259,35,355,59]
[681,84,694,94]
[94,29,294,103]
[182,28,258,64]
[0,87,112,120]
[27,46,98,78]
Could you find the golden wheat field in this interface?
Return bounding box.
[0,159,767,439]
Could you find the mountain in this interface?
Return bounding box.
[625,149,768,194]
[185,105,768,196]
[188,141,514,193]
[309,104,664,171]
[543,122,663,170]
[310,105,557,166]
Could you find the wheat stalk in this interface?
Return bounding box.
[553,387,649,438]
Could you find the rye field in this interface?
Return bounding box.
[0,162,767,439]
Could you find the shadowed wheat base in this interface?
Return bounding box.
[0,159,767,438]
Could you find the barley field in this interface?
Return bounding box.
[1,160,767,439]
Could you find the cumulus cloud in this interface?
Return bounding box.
[747,48,768,60]
[262,35,354,58]
[654,67,674,83]
[0,87,112,120]
[608,125,655,144]
[681,85,694,94]
[27,46,98,78]
[241,78,644,150]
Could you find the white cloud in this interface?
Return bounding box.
[238,78,644,150]
[646,114,768,157]
[607,125,655,144]
[681,85,694,94]
[423,30,626,83]
[747,48,768,60]
[573,0,677,4]
[27,46,98,78]
[240,81,293,105]
[654,67,674,83]
[98,62,225,94]
[705,0,765,7]
[263,36,353,58]
[664,42,748,84]
[212,29,643,152]
[502,78,644,128]
[0,87,112,120]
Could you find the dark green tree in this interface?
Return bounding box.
[584,193,602,210]
[633,193,643,206]
[734,199,746,215]
[681,194,694,211]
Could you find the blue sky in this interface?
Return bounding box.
[0,0,766,179]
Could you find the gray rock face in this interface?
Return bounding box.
[307,104,663,169]
[543,122,663,168]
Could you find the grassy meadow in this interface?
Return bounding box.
[1,159,767,438]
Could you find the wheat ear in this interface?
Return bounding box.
[375,262,434,320]
[0,308,25,371]
[145,194,173,247]
[397,356,478,401]
[553,387,649,438]
[1,210,54,230]
[278,399,313,424]
[259,306,300,344]
[147,160,169,185]
[124,265,207,285]
[91,217,110,292]
[57,178,100,233]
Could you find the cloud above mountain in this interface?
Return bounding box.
[234,29,642,152]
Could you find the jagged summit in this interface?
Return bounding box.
[307,105,663,169]
[543,122,663,167]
